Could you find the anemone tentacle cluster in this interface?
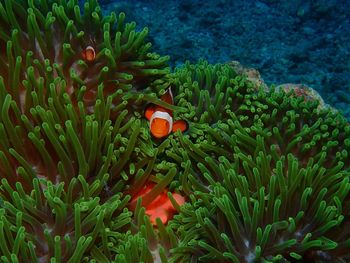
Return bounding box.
[0,0,349,262]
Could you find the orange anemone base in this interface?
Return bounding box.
[129,182,185,225]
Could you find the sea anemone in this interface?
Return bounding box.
[0,0,349,262]
[0,0,173,261]
[166,61,350,262]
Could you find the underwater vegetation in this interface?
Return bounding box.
[0,0,349,262]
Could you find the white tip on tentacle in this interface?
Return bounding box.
[150,111,173,134]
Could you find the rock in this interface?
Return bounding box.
[227,60,339,114]
[275,83,337,113]
[227,60,269,91]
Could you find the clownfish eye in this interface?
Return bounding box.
[81,45,96,62]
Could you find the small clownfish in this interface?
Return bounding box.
[145,88,188,139]
[81,45,96,62]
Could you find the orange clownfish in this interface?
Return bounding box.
[81,45,96,62]
[145,88,188,139]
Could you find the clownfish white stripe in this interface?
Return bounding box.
[150,111,173,134]
[86,45,95,53]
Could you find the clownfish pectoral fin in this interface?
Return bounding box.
[172,120,188,133]
[160,88,174,105]
[145,104,156,120]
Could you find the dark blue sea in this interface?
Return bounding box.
[98,0,350,118]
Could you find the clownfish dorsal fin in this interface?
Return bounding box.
[160,88,174,105]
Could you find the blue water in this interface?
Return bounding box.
[99,0,350,118]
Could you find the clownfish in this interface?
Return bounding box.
[81,45,96,62]
[145,88,188,139]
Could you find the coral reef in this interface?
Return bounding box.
[0,0,349,262]
[99,0,350,120]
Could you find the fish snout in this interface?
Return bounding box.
[149,111,173,138]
